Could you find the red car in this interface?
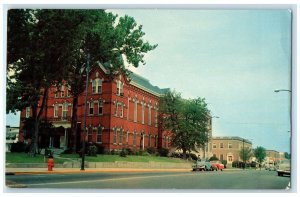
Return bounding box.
[210,160,225,171]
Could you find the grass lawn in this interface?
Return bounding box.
[6,152,191,164]
[61,154,190,163]
[6,152,71,164]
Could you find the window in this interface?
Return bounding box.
[54,105,58,118]
[155,109,158,127]
[228,156,233,162]
[67,86,71,97]
[116,80,123,96]
[148,106,152,125]
[25,107,30,118]
[141,104,145,124]
[148,134,151,147]
[118,103,123,117]
[88,127,93,142]
[220,154,224,161]
[114,102,117,116]
[133,131,137,146]
[97,127,102,143]
[212,143,217,148]
[126,131,129,145]
[220,143,224,148]
[154,135,157,147]
[134,101,138,122]
[119,129,123,144]
[62,103,68,120]
[228,143,233,148]
[92,80,96,93]
[89,101,94,115]
[92,79,102,94]
[61,85,65,97]
[113,128,117,144]
[54,88,58,98]
[98,100,103,115]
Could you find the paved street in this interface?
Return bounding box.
[5,169,290,190]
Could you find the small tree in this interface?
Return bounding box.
[254,146,266,170]
[239,147,253,167]
[209,156,219,161]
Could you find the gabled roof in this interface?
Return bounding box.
[98,62,169,97]
[129,72,169,97]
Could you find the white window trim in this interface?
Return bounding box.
[25,107,30,118]
[89,101,94,115]
[96,126,103,143]
[141,103,145,124]
[62,103,68,120]
[54,105,58,118]
[148,106,152,126]
[98,100,103,115]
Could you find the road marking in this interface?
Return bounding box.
[27,172,199,186]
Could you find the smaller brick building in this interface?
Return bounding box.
[210,136,252,166]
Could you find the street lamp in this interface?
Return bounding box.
[81,53,90,171]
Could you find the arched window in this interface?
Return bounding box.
[88,127,93,142]
[119,128,123,144]
[113,127,117,144]
[97,126,102,143]
[133,131,137,146]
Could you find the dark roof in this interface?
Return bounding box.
[129,72,169,96]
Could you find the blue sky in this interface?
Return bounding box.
[110,9,292,153]
[6,9,292,153]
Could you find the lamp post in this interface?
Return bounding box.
[274,88,292,168]
[81,53,90,171]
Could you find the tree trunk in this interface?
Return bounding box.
[29,87,49,157]
[71,94,79,153]
[182,147,187,160]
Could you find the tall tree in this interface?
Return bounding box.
[7,9,96,156]
[64,11,157,152]
[254,146,266,170]
[159,90,210,159]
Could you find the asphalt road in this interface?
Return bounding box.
[5,169,290,190]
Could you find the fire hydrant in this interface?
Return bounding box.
[48,156,54,171]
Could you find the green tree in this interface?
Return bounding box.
[63,11,157,152]
[159,90,210,159]
[7,9,97,156]
[239,147,253,165]
[284,152,291,159]
[254,146,266,169]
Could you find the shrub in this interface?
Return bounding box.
[87,145,97,156]
[119,149,127,157]
[125,148,135,155]
[10,142,26,152]
[209,156,219,161]
[221,160,227,168]
[110,149,116,155]
[157,148,169,157]
[146,147,156,155]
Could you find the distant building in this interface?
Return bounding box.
[6,126,19,152]
[19,64,171,152]
[265,150,285,165]
[211,136,253,166]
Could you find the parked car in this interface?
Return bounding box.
[192,160,213,171]
[210,160,225,171]
[277,160,290,176]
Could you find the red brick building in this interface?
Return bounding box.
[19,64,170,152]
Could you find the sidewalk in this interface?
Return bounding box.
[6,167,192,175]
[6,167,243,175]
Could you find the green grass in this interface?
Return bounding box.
[6,152,70,164]
[6,152,190,164]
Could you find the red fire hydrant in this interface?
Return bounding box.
[48,156,54,171]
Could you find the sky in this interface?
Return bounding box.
[109,9,292,153]
[5,9,292,153]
